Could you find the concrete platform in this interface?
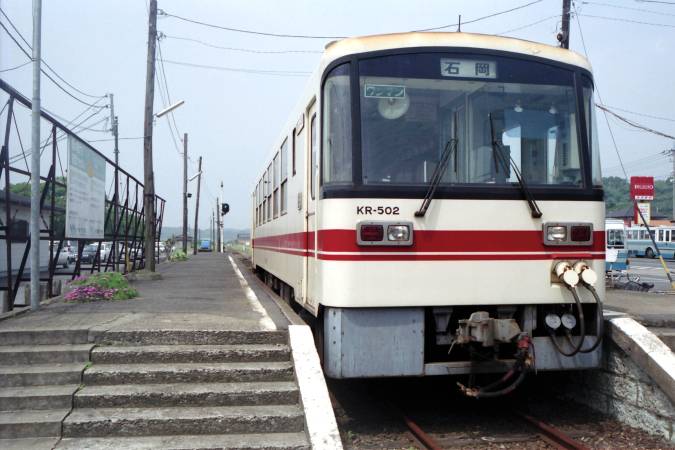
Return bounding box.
[0,253,288,337]
[0,253,340,449]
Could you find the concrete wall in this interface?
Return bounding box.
[558,316,675,443]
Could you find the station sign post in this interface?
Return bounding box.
[630,176,654,225]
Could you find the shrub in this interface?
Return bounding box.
[66,272,138,302]
[170,250,188,262]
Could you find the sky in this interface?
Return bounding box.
[1,0,674,229]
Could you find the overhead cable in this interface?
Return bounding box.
[158,9,345,39]
[160,34,322,54]
[497,14,560,35]
[0,21,106,108]
[581,1,675,17]
[159,59,311,76]
[596,104,675,140]
[577,13,675,28]
[0,7,106,99]
[574,6,628,178]
[0,60,31,72]
[597,105,675,123]
[414,0,544,31]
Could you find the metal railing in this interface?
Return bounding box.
[0,79,166,310]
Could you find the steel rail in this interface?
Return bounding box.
[515,411,591,450]
[401,413,443,450]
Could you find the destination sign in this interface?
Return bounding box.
[364,84,406,99]
[440,59,497,79]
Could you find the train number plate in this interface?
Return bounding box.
[356,206,400,215]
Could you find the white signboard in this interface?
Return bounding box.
[440,59,497,79]
[65,136,106,239]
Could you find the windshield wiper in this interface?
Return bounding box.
[488,113,543,219]
[415,114,459,217]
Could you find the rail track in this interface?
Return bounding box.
[401,408,591,450]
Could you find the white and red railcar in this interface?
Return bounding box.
[251,32,605,383]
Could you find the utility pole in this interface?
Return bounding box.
[142,0,158,271]
[182,133,188,253]
[109,93,119,271]
[30,0,42,310]
[220,181,224,252]
[558,0,571,49]
[216,197,221,253]
[211,211,215,248]
[671,145,675,221]
[192,156,202,255]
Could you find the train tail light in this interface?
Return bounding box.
[571,225,592,242]
[360,224,384,241]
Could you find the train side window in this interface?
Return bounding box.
[281,139,288,214]
[310,114,317,199]
[322,63,352,185]
[292,129,296,176]
[273,153,280,219]
[266,163,272,222]
[659,229,664,242]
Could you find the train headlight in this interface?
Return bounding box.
[546,225,567,242]
[387,225,410,241]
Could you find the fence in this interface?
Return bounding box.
[0,79,165,311]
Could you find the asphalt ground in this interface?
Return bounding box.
[620,256,675,291]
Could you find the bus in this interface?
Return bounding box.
[626,225,675,259]
[605,219,629,271]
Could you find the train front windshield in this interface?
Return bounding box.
[323,52,602,191]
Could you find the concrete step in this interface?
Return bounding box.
[98,330,288,346]
[0,409,70,439]
[0,344,92,365]
[0,329,89,346]
[0,437,59,450]
[56,432,310,449]
[62,405,305,437]
[0,363,84,387]
[0,384,78,411]
[91,344,290,364]
[650,327,675,352]
[84,361,295,385]
[75,381,298,408]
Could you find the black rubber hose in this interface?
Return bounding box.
[548,285,586,357]
[577,284,604,353]
[474,369,528,398]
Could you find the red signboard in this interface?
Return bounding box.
[630,176,654,200]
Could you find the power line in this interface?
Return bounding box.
[596,104,675,140]
[0,7,106,99]
[577,13,675,28]
[414,0,544,31]
[574,6,629,178]
[634,0,675,4]
[597,105,675,123]
[0,60,31,72]
[497,14,561,35]
[159,59,311,76]
[0,21,106,108]
[159,9,345,39]
[160,33,322,54]
[155,40,184,157]
[580,1,675,17]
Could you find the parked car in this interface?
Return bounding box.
[52,247,71,269]
[199,239,212,252]
[80,244,100,264]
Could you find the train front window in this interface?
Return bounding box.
[356,53,587,188]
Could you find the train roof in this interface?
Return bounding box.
[321,32,592,73]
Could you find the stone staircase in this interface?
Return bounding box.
[0,329,92,450]
[58,330,310,449]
